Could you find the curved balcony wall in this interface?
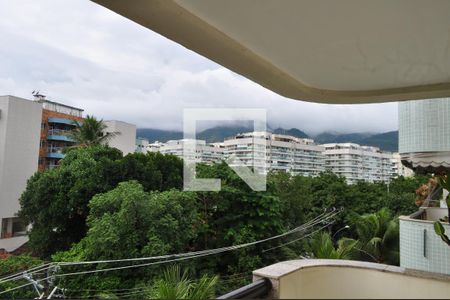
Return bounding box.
[252,259,450,299]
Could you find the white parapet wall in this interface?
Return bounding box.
[253,259,450,299]
[400,208,450,275]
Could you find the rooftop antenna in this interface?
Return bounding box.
[32,90,46,101]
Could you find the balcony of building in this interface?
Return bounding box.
[400,207,450,275]
[47,128,76,142]
[219,259,450,299]
[46,146,66,159]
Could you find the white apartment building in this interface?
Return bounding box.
[0,96,42,251]
[0,95,137,252]
[322,143,394,184]
[135,137,150,153]
[223,131,325,176]
[104,120,137,155]
[159,139,223,164]
[391,152,414,177]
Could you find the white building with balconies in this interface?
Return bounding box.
[223,131,325,176]
[322,143,394,184]
[159,139,223,164]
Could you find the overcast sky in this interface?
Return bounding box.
[0,0,398,135]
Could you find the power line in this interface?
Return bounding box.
[0,263,53,284]
[0,209,340,296]
[58,209,337,267]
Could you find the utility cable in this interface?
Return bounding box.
[0,209,341,295]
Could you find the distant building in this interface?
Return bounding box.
[391,153,414,177]
[159,139,223,164]
[135,137,150,153]
[104,120,137,155]
[223,131,326,176]
[322,143,394,184]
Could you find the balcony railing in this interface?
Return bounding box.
[46,146,66,159]
[47,129,75,142]
[48,129,72,136]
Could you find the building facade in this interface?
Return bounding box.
[391,153,414,178]
[322,143,394,184]
[0,96,42,247]
[159,139,223,164]
[136,137,150,153]
[223,131,326,176]
[104,120,137,155]
[36,95,83,171]
[399,98,450,172]
[0,94,136,251]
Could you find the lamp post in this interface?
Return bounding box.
[332,225,350,241]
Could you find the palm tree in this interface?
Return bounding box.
[309,232,358,259]
[351,208,399,265]
[69,115,119,147]
[147,265,218,299]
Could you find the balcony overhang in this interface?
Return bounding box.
[92,0,450,104]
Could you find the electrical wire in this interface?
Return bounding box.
[58,209,338,267]
[0,262,53,284]
[262,222,333,253]
[0,209,341,296]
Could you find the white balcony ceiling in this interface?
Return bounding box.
[93,0,450,104]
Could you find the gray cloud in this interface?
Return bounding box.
[0,0,398,136]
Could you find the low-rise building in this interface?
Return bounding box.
[322,143,394,184]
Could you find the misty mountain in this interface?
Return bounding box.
[136,128,183,142]
[314,131,398,152]
[272,128,309,138]
[137,126,398,152]
[197,126,253,143]
[314,132,374,144]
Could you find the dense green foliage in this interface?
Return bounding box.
[19,146,183,257]
[0,256,45,299]
[308,232,357,259]
[308,208,400,265]
[350,208,400,265]
[8,146,430,298]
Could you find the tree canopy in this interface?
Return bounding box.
[19,146,183,257]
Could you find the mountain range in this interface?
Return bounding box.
[137,126,399,152]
